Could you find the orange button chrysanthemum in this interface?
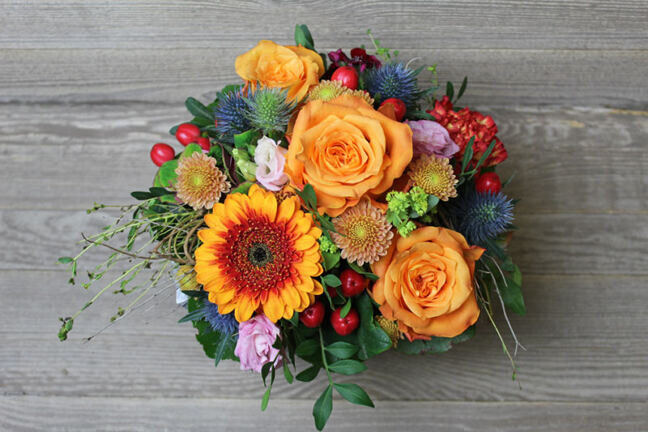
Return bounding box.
[194,184,324,323]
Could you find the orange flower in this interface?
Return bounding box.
[371,227,484,340]
[194,184,323,323]
[235,40,325,102]
[285,94,413,217]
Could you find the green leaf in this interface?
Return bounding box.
[289,311,300,327]
[333,383,374,408]
[456,76,468,101]
[446,81,454,100]
[261,362,273,386]
[322,251,341,271]
[57,318,74,341]
[185,97,214,120]
[296,365,321,382]
[261,385,272,411]
[181,143,203,158]
[471,139,497,175]
[190,299,237,363]
[192,115,214,127]
[58,257,73,264]
[339,299,352,319]
[283,363,294,384]
[213,333,231,367]
[233,129,260,151]
[297,183,317,209]
[296,339,320,357]
[396,326,475,354]
[130,191,153,200]
[355,294,392,360]
[231,182,253,195]
[313,385,333,431]
[153,158,179,189]
[177,307,207,323]
[328,359,367,375]
[325,341,359,359]
[322,274,342,287]
[348,262,379,281]
[294,24,315,51]
[500,278,526,315]
[461,136,475,173]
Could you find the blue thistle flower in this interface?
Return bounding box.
[363,63,420,107]
[453,191,514,246]
[244,88,296,134]
[204,302,239,336]
[215,90,252,139]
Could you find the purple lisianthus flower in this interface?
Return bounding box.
[406,120,460,158]
[234,314,282,373]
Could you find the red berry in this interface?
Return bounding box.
[331,66,359,90]
[330,307,360,336]
[300,301,326,328]
[475,172,502,194]
[196,136,211,152]
[328,285,338,299]
[380,98,406,121]
[175,123,201,146]
[340,269,366,297]
[150,143,175,167]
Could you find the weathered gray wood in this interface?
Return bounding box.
[1,48,647,107]
[1,209,646,274]
[2,104,647,212]
[2,396,647,432]
[2,270,648,402]
[2,0,647,50]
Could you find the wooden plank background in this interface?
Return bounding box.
[1,1,647,431]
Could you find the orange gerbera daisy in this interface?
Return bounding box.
[194,184,324,323]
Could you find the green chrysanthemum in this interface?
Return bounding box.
[244,88,296,134]
[408,155,458,201]
[308,80,374,105]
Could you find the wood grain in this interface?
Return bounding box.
[1,48,647,107]
[2,271,648,402]
[2,0,647,50]
[2,104,647,212]
[2,396,647,432]
[2,208,646,274]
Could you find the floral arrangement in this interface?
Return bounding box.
[58,26,525,430]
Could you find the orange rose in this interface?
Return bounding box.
[371,227,484,340]
[285,94,413,217]
[235,40,325,101]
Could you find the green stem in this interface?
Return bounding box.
[70,260,148,321]
[318,327,333,385]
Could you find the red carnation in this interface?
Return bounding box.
[427,96,507,168]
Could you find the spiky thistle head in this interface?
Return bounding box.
[364,63,420,107]
[215,90,252,139]
[204,302,239,336]
[453,190,514,246]
[244,88,296,134]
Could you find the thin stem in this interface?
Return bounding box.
[71,260,148,321]
[474,279,517,377]
[487,256,527,356]
[318,328,333,385]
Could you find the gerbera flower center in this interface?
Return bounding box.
[248,242,274,267]
[224,216,300,293]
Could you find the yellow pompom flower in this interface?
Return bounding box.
[408,155,458,201]
[194,184,324,323]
